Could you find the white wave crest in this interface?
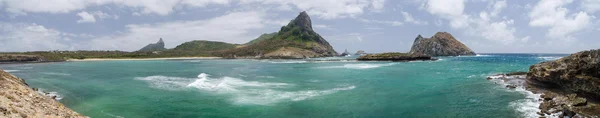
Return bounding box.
[509,88,542,118]
[537,56,562,61]
[269,60,308,64]
[41,72,71,76]
[137,73,355,105]
[4,70,20,72]
[318,63,397,69]
[487,75,543,118]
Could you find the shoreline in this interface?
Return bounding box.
[487,73,600,117]
[67,57,222,61]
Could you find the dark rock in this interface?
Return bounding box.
[409,32,476,56]
[357,52,436,61]
[340,49,351,56]
[528,49,600,99]
[506,85,517,89]
[138,38,167,52]
[560,109,577,118]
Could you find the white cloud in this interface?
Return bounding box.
[426,0,522,44]
[86,11,266,51]
[92,11,119,20]
[314,24,334,30]
[0,22,73,51]
[529,0,593,39]
[76,11,96,23]
[358,18,403,26]
[0,0,232,16]
[371,0,386,12]
[401,11,427,25]
[425,0,469,28]
[581,0,600,13]
[239,0,386,19]
[489,0,506,17]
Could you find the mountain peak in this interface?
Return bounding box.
[137,38,166,52]
[287,11,312,31]
[158,38,164,44]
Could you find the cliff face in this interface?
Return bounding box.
[0,70,85,118]
[528,49,600,99]
[409,32,476,56]
[138,38,166,52]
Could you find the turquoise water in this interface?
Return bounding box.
[0,54,567,118]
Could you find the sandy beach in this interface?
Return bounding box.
[67,57,222,61]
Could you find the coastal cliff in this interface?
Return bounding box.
[528,49,600,99]
[0,70,85,117]
[487,49,600,117]
[409,32,475,56]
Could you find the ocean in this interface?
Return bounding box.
[0,54,567,118]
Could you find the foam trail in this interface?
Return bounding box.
[137,73,355,105]
[318,63,397,69]
[4,70,20,72]
[41,72,71,76]
[269,61,308,64]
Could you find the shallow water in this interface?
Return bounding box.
[0,54,567,118]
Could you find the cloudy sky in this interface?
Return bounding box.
[0,0,598,53]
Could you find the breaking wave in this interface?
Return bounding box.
[136,73,355,105]
[4,70,20,72]
[318,63,397,69]
[487,75,543,118]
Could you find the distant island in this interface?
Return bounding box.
[410,32,475,56]
[356,32,473,61]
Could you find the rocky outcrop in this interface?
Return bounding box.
[215,11,337,59]
[138,38,166,52]
[409,32,475,56]
[0,55,44,63]
[355,50,366,55]
[357,53,436,61]
[340,49,351,56]
[528,49,600,99]
[487,73,600,117]
[0,70,85,118]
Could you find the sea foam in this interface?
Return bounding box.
[137,73,355,105]
[488,74,543,118]
[318,63,397,69]
[4,70,20,72]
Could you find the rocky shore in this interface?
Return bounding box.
[487,49,600,118]
[356,52,437,61]
[0,70,85,118]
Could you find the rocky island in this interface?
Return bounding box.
[357,52,436,61]
[409,32,476,56]
[487,49,600,117]
[0,70,85,117]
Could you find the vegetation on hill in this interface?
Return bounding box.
[246,32,276,45]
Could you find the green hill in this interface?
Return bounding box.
[246,32,277,45]
[173,40,238,51]
[216,11,337,59]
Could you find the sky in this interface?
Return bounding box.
[0,0,598,53]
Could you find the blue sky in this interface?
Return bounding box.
[0,0,598,53]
